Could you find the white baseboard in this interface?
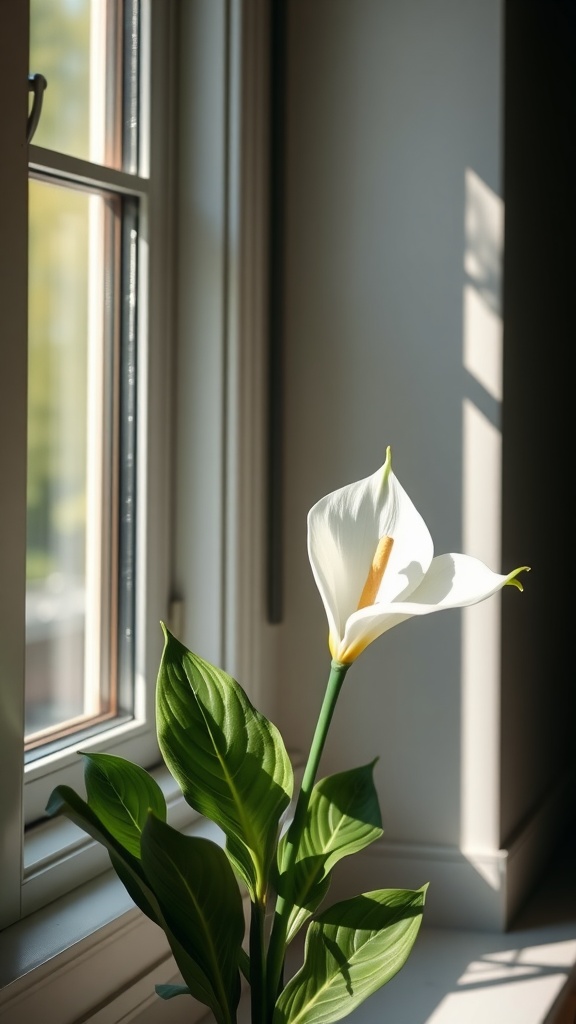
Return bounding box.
[328,766,574,932]
[328,837,508,930]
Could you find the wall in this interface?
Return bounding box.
[500,0,576,851]
[274,0,572,927]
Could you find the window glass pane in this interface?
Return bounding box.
[26,178,120,749]
[29,0,123,167]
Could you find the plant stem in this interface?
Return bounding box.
[249,898,267,1024]
[264,660,350,1016]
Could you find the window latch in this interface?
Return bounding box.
[27,73,48,143]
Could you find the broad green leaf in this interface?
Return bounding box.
[281,762,383,942]
[45,785,159,923]
[156,925,237,1024]
[81,751,167,858]
[156,625,293,900]
[46,787,237,1023]
[273,886,427,1024]
[141,812,245,1024]
[286,872,332,947]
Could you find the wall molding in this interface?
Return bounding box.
[329,766,574,932]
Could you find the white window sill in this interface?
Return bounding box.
[3,870,574,1024]
[275,827,576,1024]
[1,795,574,1024]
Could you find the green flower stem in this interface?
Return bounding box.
[250,897,267,1024]
[265,660,350,1016]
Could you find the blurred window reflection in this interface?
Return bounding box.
[25,0,139,754]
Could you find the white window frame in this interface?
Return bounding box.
[15,0,176,906]
[0,1,272,1020]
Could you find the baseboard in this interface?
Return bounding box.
[327,766,575,932]
[328,837,509,930]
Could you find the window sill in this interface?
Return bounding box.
[1,823,574,1024]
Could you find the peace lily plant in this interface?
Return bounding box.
[47,447,528,1024]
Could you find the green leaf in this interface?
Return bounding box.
[141,812,245,1024]
[45,785,160,923]
[156,625,293,900]
[81,751,167,858]
[281,762,383,942]
[286,872,332,947]
[273,886,427,1024]
[160,930,237,1024]
[46,787,238,1024]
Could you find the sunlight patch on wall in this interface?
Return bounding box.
[463,167,503,402]
[461,402,502,856]
[463,284,502,402]
[460,167,504,857]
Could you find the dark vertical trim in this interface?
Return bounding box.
[117,196,139,711]
[266,0,287,623]
[123,0,140,173]
[221,0,232,667]
[500,0,576,854]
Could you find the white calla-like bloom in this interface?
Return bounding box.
[307,447,528,664]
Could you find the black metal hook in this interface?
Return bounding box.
[27,73,48,143]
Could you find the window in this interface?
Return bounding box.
[0,1,271,1016]
[0,0,176,930]
[25,0,140,760]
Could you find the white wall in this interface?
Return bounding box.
[274,0,561,928]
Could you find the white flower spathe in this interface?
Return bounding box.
[307,447,528,664]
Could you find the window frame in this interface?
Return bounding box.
[0,6,273,1020]
[0,0,178,930]
[22,145,159,828]
[0,0,30,936]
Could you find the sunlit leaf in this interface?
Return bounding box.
[81,751,167,858]
[141,813,244,1023]
[156,625,293,900]
[273,886,427,1024]
[281,762,383,942]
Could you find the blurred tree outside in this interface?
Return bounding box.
[27,0,94,728]
[28,0,90,584]
[30,0,90,159]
